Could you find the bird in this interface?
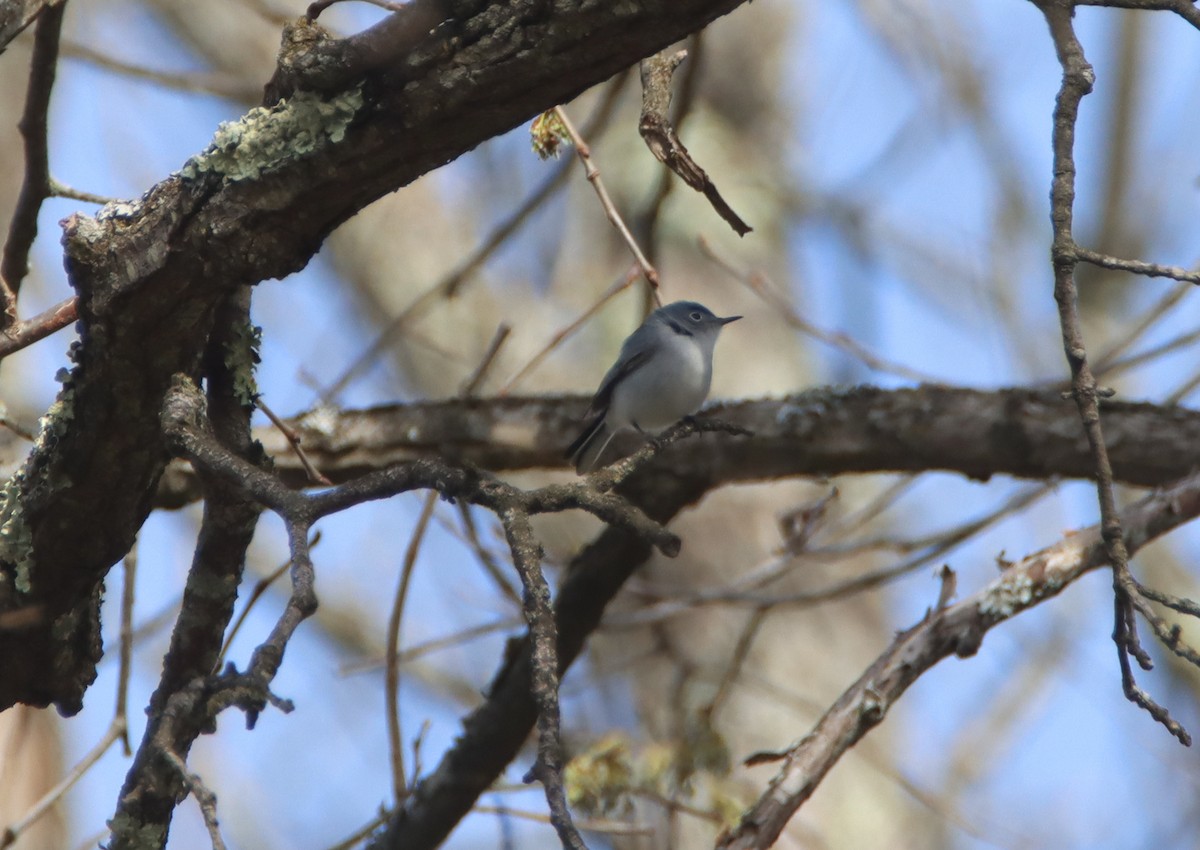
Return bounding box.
[566,300,741,473]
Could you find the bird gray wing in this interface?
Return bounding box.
[586,325,658,416]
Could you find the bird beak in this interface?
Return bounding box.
[718,315,742,325]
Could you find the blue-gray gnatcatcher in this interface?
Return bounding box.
[566,300,741,473]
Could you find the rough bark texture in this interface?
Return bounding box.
[149,387,1200,506]
[0,0,57,55]
[0,0,754,715]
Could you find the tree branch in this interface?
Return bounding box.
[639,49,752,236]
[1,0,64,324]
[717,465,1200,849]
[0,0,754,714]
[109,291,263,849]
[1037,0,1192,744]
[147,387,1200,509]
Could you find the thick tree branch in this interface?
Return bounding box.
[370,463,713,850]
[110,292,263,849]
[370,428,1200,850]
[148,387,1200,508]
[0,0,754,714]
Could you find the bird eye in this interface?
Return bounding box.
[689,311,703,321]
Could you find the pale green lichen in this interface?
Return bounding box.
[180,87,364,184]
[0,475,33,594]
[34,388,77,489]
[0,385,78,594]
[977,571,1036,618]
[224,320,263,409]
[106,812,167,849]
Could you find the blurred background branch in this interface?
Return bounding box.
[0,0,1198,849]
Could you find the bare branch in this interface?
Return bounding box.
[1073,0,1200,29]
[0,0,757,715]
[109,292,266,849]
[386,494,436,801]
[158,749,227,850]
[0,296,76,361]
[1,0,64,325]
[503,506,588,849]
[1073,246,1200,285]
[1036,0,1192,744]
[554,106,661,297]
[639,49,752,236]
[719,468,1200,849]
[151,388,1200,510]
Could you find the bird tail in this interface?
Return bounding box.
[566,416,617,474]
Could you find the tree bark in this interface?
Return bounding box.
[0,0,754,714]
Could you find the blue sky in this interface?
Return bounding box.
[5,1,1200,848]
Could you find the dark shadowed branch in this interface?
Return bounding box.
[150,387,1200,508]
[0,0,755,716]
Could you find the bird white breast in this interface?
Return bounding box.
[607,331,713,431]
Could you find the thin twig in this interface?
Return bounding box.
[62,40,260,101]
[116,547,136,755]
[49,178,114,205]
[1091,284,1191,375]
[699,237,940,383]
[460,324,511,397]
[386,493,437,801]
[1092,326,1200,381]
[707,607,768,720]
[554,106,661,299]
[320,74,629,405]
[634,33,704,316]
[474,805,653,837]
[338,615,523,677]
[0,720,126,850]
[409,719,431,787]
[1,1,65,326]
[496,265,640,395]
[260,396,332,485]
[503,507,587,850]
[1036,1,1191,745]
[1167,367,1200,404]
[217,532,321,669]
[389,322,512,799]
[325,812,389,850]
[1073,246,1200,285]
[0,296,76,361]
[1074,0,1200,29]
[457,504,523,607]
[161,749,227,850]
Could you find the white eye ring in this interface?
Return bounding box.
[689,311,704,321]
